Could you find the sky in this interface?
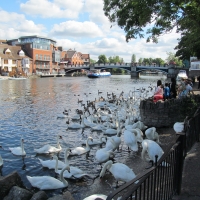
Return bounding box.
[0,0,181,62]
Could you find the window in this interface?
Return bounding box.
[4,60,8,64]
[36,54,38,59]
[39,54,43,60]
[12,60,16,64]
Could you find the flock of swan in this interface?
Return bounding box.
[0,85,185,200]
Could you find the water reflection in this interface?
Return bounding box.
[0,75,168,199]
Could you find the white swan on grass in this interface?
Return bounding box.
[9,138,26,156]
[100,160,138,184]
[69,136,93,156]
[145,127,160,144]
[54,155,89,179]
[95,148,115,164]
[34,135,62,154]
[123,130,138,152]
[173,122,184,133]
[26,165,70,190]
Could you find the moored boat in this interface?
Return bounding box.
[87,70,111,78]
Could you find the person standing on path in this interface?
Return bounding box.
[170,77,177,99]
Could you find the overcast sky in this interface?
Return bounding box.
[0,0,181,62]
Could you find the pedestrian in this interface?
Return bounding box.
[163,83,170,100]
[170,77,177,99]
[197,75,200,89]
[179,79,194,98]
[153,80,164,102]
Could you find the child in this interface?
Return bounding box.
[164,83,170,100]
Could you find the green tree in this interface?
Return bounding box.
[166,52,183,67]
[131,54,136,63]
[138,58,143,64]
[98,55,108,64]
[90,58,96,64]
[103,0,200,44]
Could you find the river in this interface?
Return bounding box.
[0,75,170,199]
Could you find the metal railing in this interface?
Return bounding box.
[106,107,200,200]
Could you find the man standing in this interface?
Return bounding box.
[197,75,200,89]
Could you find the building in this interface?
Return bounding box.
[0,43,32,76]
[189,57,200,76]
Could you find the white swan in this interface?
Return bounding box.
[83,194,109,200]
[69,136,93,156]
[9,138,26,156]
[26,165,70,190]
[34,135,62,154]
[68,117,85,129]
[95,148,115,164]
[123,130,138,151]
[134,128,143,143]
[81,136,107,146]
[54,155,89,179]
[141,139,164,163]
[173,122,184,133]
[132,121,148,131]
[145,127,160,144]
[100,160,137,184]
[0,155,3,167]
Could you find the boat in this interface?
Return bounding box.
[87,70,111,78]
[176,70,188,83]
[8,77,27,80]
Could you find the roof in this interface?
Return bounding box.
[66,49,76,58]
[81,54,90,59]
[0,44,32,60]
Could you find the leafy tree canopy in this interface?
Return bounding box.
[166,52,183,66]
[98,55,108,63]
[103,0,200,44]
[90,58,96,64]
[131,54,136,63]
[108,55,123,63]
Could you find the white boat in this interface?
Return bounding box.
[87,70,111,78]
[8,77,27,80]
[176,70,188,83]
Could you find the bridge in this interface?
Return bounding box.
[63,63,171,77]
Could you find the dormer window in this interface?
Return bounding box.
[5,48,11,55]
[19,50,25,56]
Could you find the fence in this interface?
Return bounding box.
[106,107,200,200]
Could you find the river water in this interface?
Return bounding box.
[0,75,169,199]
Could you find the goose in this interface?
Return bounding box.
[34,135,62,154]
[54,155,89,179]
[95,148,115,164]
[83,194,109,200]
[141,139,164,163]
[69,136,93,156]
[26,165,70,190]
[100,160,138,184]
[9,138,26,156]
[0,155,3,167]
[145,127,160,144]
[173,122,184,133]
[123,129,138,152]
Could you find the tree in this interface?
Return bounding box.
[90,58,96,64]
[166,52,183,66]
[108,55,123,63]
[138,58,143,64]
[103,0,200,44]
[131,54,136,63]
[98,55,108,63]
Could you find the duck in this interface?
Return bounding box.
[123,129,138,152]
[145,127,160,144]
[54,155,89,179]
[9,138,26,156]
[95,148,115,164]
[26,165,70,190]
[34,135,62,154]
[69,136,93,156]
[100,160,138,185]
[173,122,184,133]
[141,139,164,163]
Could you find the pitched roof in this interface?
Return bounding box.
[66,49,76,58]
[81,54,90,59]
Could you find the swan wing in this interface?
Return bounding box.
[39,159,65,169]
[9,147,26,156]
[70,147,87,155]
[83,194,108,200]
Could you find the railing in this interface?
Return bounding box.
[106,107,200,200]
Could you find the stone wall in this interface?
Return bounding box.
[140,95,200,127]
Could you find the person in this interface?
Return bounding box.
[177,78,186,97]
[163,83,170,100]
[179,79,194,98]
[153,80,163,102]
[197,75,200,89]
[170,77,177,99]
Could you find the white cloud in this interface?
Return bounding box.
[50,21,104,38]
[20,0,83,18]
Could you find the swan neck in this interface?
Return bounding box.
[21,140,25,154]
[54,156,58,172]
[60,167,69,186]
[64,151,70,166]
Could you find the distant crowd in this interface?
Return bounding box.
[153,76,200,102]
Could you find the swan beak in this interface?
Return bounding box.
[59,135,63,139]
[67,167,70,173]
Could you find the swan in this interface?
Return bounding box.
[83,194,109,200]
[134,128,143,143]
[0,155,3,167]
[9,138,26,156]
[95,148,115,164]
[69,136,93,156]
[81,136,107,146]
[26,165,70,190]
[145,127,160,144]
[54,155,89,179]
[100,160,138,184]
[173,122,184,133]
[132,121,148,131]
[34,135,62,154]
[123,129,138,151]
[68,117,85,129]
[141,139,164,163]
